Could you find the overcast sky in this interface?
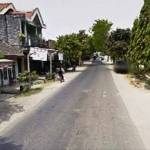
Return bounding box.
[1,0,144,40]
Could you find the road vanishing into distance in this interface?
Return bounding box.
[0,62,145,150]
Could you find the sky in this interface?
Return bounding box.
[1,0,144,40]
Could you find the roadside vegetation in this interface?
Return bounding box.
[128,0,150,73]
[55,30,94,68]
[16,71,55,96]
[17,71,43,96]
[126,0,150,88]
[17,71,39,92]
[108,28,131,61]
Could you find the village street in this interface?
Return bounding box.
[1,1,150,149]
[0,61,149,150]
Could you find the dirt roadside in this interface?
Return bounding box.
[109,65,150,149]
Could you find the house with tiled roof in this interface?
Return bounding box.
[0,3,15,13]
[0,3,46,48]
[0,3,57,80]
[0,3,48,86]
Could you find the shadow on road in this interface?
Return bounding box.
[0,137,22,150]
[0,94,24,124]
[86,61,102,67]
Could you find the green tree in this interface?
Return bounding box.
[108,28,131,61]
[128,0,150,72]
[55,33,81,65]
[55,30,92,66]
[77,30,94,60]
[91,19,113,53]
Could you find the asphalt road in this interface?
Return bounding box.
[0,62,145,150]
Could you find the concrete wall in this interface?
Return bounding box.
[0,15,7,43]
[6,15,22,47]
[0,15,24,48]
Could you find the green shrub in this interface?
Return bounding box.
[17,71,39,92]
[128,64,140,74]
[146,79,150,85]
[17,71,38,83]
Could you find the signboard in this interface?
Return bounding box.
[58,53,63,61]
[30,47,48,61]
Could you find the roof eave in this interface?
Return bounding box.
[0,3,16,15]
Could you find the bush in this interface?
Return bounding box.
[128,63,144,75]
[17,71,38,83]
[17,71,39,92]
[146,79,150,86]
[31,71,39,81]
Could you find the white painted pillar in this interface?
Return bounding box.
[15,62,19,77]
[27,54,30,72]
[49,53,52,75]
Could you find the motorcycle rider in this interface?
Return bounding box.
[58,67,64,82]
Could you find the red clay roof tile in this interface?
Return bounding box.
[25,11,33,19]
[0,3,12,10]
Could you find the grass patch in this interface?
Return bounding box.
[43,79,55,87]
[15,87,43,98]
[144,78,150,90]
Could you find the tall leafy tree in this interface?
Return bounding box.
[55,33,81,63]
[77,30,94,60]
[108,28,131,60]
[91,19,113,53]
[55,30,92,66]
[128,0,150,71]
